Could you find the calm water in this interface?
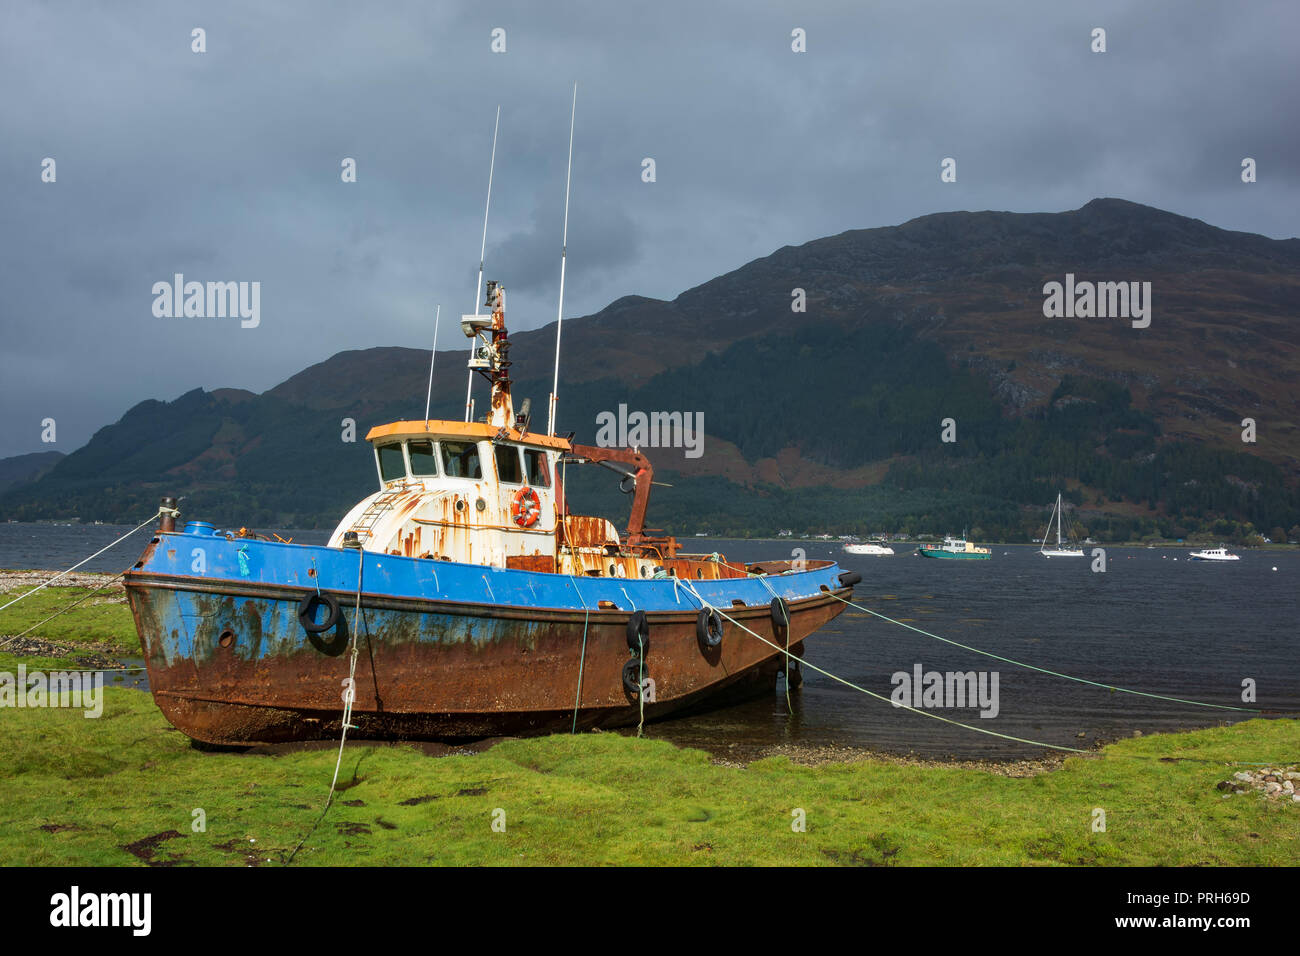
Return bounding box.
[3,523,1295,759]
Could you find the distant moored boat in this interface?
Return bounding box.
[1039,492,1085,558]
[916,534,990,560]
[843,543,894,556]
[1188,547,1240,562]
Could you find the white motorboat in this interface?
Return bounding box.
[1189,547,1240,562]
[1039,492,1085,558]
[843,542,895,556]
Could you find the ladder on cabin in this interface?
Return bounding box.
[347,489,406,543]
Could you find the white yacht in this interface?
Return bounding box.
[1039,492,1085,558]
[1189,547,1240,562]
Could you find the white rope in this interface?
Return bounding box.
[327,545,366,804]
[569,574,591,733]
[751,576,794,712]
[0,510,163,615]
[0,574,125,651]
[675,580,1089,755]
[636,652,645,737]
[824,591,1258,714]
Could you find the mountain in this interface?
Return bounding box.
[3,199,1298,543]
[0,451,64,495]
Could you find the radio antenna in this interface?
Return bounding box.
[464,105,500,422]
[423,304,441,424]
[547,83,577,437]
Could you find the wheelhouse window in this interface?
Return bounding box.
[524,449,551,488]
[408,440,439,477]
[377,443,407,483]
[495,445,523,484]
[441,440,482,479]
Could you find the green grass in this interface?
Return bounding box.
[0,689,1296,866]
[0,584,139,658]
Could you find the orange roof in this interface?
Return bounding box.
[365,419,573,450]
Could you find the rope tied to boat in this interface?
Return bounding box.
[0,509,164,616]
[673,579,1090,754]
[568,574,591,734]
[636,652,646,737]
[753,575,794,714]
[0,575,124,652]
[327,542,366,805]
[824,591,1260,715]
[667,581,1292,761]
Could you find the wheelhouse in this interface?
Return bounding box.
[324,280,753,582]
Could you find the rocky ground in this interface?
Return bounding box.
[0,570,132,668]
[1217,767,1300,802]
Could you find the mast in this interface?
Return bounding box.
[1056,492,1063,547]
[547,82,578,437]
[464,106,501,423]
[1040,496,1055,553]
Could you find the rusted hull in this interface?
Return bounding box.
[125,575,848,745]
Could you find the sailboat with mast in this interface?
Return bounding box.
[121,95,857,745]
[1039,492,1085,558]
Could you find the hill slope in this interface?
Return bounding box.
[3,199,1297,542]
[0,451,64,495]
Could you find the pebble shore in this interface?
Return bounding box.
[1218,767,1300,802]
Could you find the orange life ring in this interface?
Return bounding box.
[511,486,541,528]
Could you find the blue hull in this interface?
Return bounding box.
[124,528,853,743]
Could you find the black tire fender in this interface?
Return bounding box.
[626,610,650,655]
[298,591,341,634]
[838,570,862,588]
[696,608,723,650]
[622,656,645,696]
[770,596,790,635]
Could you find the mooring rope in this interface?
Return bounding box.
[671,581,1295,763]
[0,509,164,615]
[0,574,124,652]
[637,652,646,738]
[754,576,794,715]
[288,545,367,866]
[674,580,1090,754]
[328,544,367,803]
[569,575,591,734]
[826,591,1258,714]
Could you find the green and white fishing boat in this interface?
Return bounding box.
[916,534,991,560]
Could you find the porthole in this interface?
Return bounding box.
[218,629,235,648]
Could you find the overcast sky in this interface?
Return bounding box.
[1,0,1296,458]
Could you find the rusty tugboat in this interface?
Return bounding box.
[123,280,857,745]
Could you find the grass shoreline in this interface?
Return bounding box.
[0,689,1295,866]
[1,573,1296,865]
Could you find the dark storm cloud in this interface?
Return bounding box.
[0,0,1296,458]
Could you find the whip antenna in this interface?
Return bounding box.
[423,304,441,424]
[547,83,577,437]
[464,105,500,422]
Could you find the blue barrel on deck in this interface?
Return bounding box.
[182,521,216,536]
